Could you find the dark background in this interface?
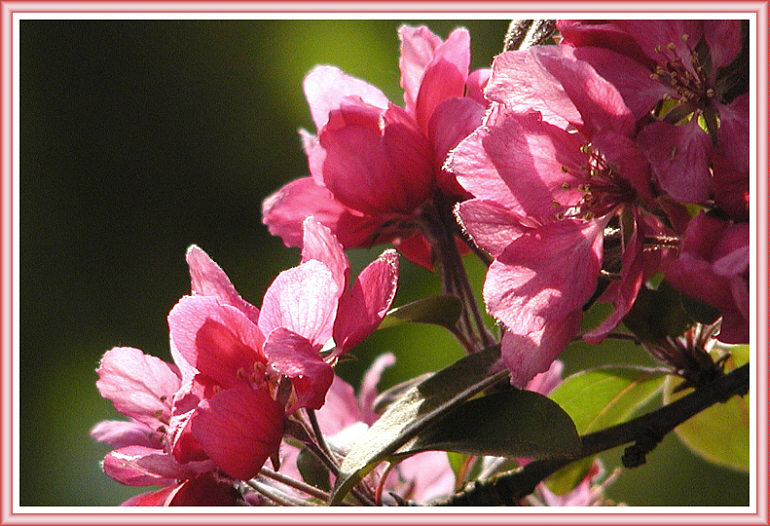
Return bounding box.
[19,19,749,506]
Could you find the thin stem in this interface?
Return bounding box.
[439,363,749,505]
[246,479,318,507]
[306,408,336,462]
[259,467,331,502]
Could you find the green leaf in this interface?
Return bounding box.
[328,345,506,505]
[296,447,331,492]
[664,345,750,472]
[377,295,463,332]
[545,366,666,494]
[394,389,580,459]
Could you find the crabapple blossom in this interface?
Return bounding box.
[262,25,489,268]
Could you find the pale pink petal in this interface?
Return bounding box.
[455,199,526,258]
[484,219,604,331]
[501,311,583,388]
[263,327,334,411]
[399,25,444,116]
[185,245,261,325]
[90,420,162,449]
[102,446,187,486]
[261,176,380,249]
[258,260,339,348]
[524,360,564,396]
[315,375,361,436]
[394,450,456,504]
[637,120,712,203]
[358,352,396,425]
[299,129,326,185]
[301,216,350,295]
[303,65,389,129]
[96,347,181,428]
[168,296,265,388]
[333,249,399,354]
[191,385,284,481]
[414,28,471,132]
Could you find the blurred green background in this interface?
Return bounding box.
[19,19,749,507]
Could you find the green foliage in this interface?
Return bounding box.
[378,294,463,333]
[622,282,692,342]
[296,447,331,491]
[394,389,580,459]
[329,345,505,504]
[663,345,750,472]
[546,366,666,494]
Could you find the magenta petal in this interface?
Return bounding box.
[465,68,491,106]
[168,296,265,387]
[319,105,412,215]
[414,28,470,132]
[258,259,339,348]
[91,420,162,449]
[333,249,399,354]
[263,327,334,411]
[102,446,188,486]
[455,199,526,258]
[303,65,389,129]
[398,25,444,116]
[185,245,261,325]
[591,130,652,202]
[261,176,379,249]
[637,120,712,203]
[301,216,350,295]
[191,385,284,481]
[501,311,583,388]
[616,20,702,66]
[704,20,742,69]
[484,219,604,331]
[121,486,176,506]
[96,347,181,428]
[166,474,239,506]
[716,94,749,173]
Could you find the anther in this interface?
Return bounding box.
[561,165,570,173]
[667,42,676,51]
[650,73,659,80]
[706,88,715,98]
[561,182,571,189]
[670,145,678,160]
[681,33,689,42]
[654,44,663,53]
[551,200,561,208]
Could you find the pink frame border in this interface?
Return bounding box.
[1,2,767,525]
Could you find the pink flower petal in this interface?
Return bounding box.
[301,216,350,295]
[315,375,362,436]
[168,296,265,388]
[95,347,181,428]
[261,176,380,249]
[333,249,399,354]
[391,232,435,270]
[258,259,339,348]
[263,327,334,411]
[303,65,389,129]
[166,474,239,506]
[414,28,470,132]
[465,68,491,106]
[357,352,396,425]
[455,198,526,258]
[484,219,604,332]
[501,311,583,387]
[90,420,162,449]
[185,245,261,325]
[704,20,742,68]
[191,385,284,481]
[121,486,176,506]
[102,446,187,486]
[716,94,749,173]
[637,120,712,203]
[524,360,564,396]
[399,25,444,117]
[428,96,486,195]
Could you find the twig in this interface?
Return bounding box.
[259,466,331,502]
[245,479,319,506]
[438,363,749,505]
[503,19,556,51]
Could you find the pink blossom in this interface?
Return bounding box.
[262,25,488,268]
[557,20,748,210]
[166,218,398,480]
[666,212,749,344]
[91,347,238,506]
[449,45,673,385]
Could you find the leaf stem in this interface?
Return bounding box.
[258,466,332,502]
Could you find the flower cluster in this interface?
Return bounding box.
[92,20,750,507]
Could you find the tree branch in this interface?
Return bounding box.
[438,363,749,506]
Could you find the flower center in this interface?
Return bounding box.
[557,144,635,221]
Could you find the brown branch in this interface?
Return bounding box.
[438,363,749,506]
